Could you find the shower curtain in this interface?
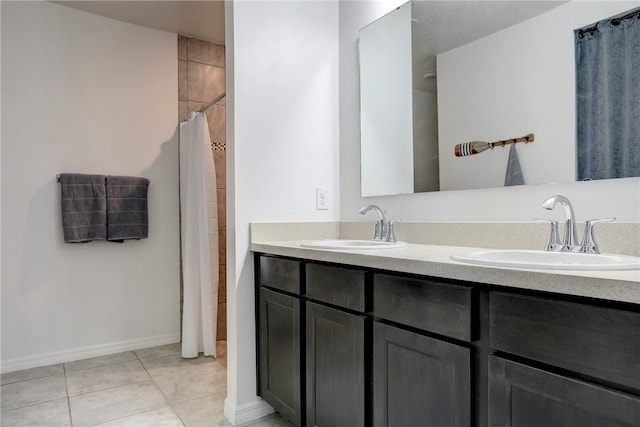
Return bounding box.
[575,8,640,180]
[179,111,218,358]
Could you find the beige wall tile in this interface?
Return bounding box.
[217,189,226,225]
[179,101,189,122]
[178,35,187,61]
[218,228,226,265]
[216,303,227,340]
[213,150,226,189]
[186,101,205,116]
[178,60,188,101]
[187,63,225,103]
[218,265,226,303]
[206,104,226,145]
[187,38,225,67]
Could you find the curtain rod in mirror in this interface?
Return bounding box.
[577,6,640,38]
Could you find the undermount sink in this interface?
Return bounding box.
[301,239,407,250]
[450,249,640,271]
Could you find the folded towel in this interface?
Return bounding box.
[59,173,107,243]
[106,175,150,241]
[504,144,525,186]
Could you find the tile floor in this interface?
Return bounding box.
[1,342,292,427]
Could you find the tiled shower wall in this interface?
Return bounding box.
[178,35,227,341]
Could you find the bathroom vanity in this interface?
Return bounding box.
[252,236,640,427]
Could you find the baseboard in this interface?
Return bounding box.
[1,333,180,373]
[223,397,274,425]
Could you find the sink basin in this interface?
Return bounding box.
[450,249,640,271]
[301,239,407,250]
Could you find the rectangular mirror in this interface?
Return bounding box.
[359,2,415,196]
[359,1,639,197]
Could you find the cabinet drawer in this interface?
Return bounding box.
[259,256,301,294]
[373,274,473,341]
[490,292,640,391]
[306,263,366,312]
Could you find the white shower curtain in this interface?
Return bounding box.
[179,111,219,358]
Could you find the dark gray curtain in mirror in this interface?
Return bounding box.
[575,8,640,181]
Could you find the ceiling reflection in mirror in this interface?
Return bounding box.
[359,1,637,197]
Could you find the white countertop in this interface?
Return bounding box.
[250,240,640,305]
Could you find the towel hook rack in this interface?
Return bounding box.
[454,132,535,157]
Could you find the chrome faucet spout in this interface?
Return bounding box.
[359,204,389,241]
[541,195,578,251]
[358,204,386,221]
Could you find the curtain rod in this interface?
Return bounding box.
[198,92,226,114]
[577,7,640,38]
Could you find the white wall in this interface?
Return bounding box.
[225,1,340,422]
[1,2,181,371]
[339,1,640,224]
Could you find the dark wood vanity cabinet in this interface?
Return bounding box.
[305,264,367,427]
[488,292,640,426]
[257,256,303,426]
[255,252,640,427]
[256,256,368,427]
[372,274,473,426]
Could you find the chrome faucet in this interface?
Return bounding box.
[359,204,396,242]
[540,195,615,254]
[541,195,578,251]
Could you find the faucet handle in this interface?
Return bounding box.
[536,219,560,251]
[386,220,398,243]
[579,217,615,254]
[372,221,382,241]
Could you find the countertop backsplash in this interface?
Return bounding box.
[251,221,639,257]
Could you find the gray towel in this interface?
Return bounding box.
[59,173,107,243]
[106,175,150,241]
[504,144,525,186]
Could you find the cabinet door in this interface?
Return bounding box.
[489,356,640,427]
[259,288,301,426]
[373,322,471,427]
[306,302,365,427]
